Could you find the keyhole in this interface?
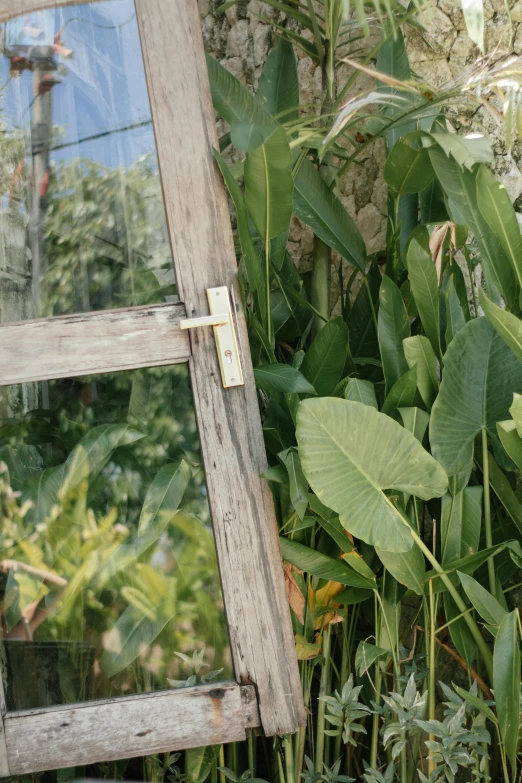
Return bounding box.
[225,350,233,364]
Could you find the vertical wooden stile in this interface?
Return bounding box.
[134,0,305,736]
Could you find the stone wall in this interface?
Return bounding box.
[199,0,522,311]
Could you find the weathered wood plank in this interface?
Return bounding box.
[135,0,305,736]
[0,303,190,386]
[5,683,255,775]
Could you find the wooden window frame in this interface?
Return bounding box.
[0,0,305,776]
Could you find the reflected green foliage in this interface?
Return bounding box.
[0,365,231,709]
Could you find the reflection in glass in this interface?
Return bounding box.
[0,365,231,710]
[0,0,176,324]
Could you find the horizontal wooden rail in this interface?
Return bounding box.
[0,302,191,386]
[4,683,260,775]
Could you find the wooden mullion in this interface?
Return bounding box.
[135,0,304,736]
[4,683,259,776]
[0,302,191,385]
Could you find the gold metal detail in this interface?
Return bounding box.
[180,287,244,388]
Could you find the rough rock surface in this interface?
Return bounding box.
[199,0,522,311]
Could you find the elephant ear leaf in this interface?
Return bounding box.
[296,399,448,553]
[430,317,522,476]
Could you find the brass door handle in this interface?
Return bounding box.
[180,287,244,389]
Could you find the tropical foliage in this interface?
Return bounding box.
[2,1,522,782]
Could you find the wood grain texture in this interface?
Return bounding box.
[5,684,255,775]
[135,0,304,736]
[0,303,190,385]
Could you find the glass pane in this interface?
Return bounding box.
[0,0,176,324]
[0,365,232,710]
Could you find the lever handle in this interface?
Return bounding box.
[180,314,228,330]
[178,287,244,388]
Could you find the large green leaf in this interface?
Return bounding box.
[245,126,294,240]
[480,289,522,363]
[206,54,273,128]
[381,366,418,416]
[294,158,366,271]
[428,148,518,309]
[406,239,441,359]
[23,464,65,527]
[444,591,477,667]
[301,317,348,396]
[493,611,520,771]
[441,486,482,564]
[403,335,439,410]
[344,378,378,409]
[399,407,430,443]
[458,571,506,628]
[497,420,522,473]
[348,263,380,358]
[426,133,493,169]
[384,132,434,195]
[461,0,484,52]
[61,424,144,498]
[280,449,308,520]
[378,275,410,392]
[445,276,466,346]
[96,462,191,586]
[430,317,522,476]
[213,148,266,321]
[254,363,316,394]
[376,25,412,149]
[257,39,299,122]
[102,595,177,678]
[376,542,425,595]
[477,451,522,536]
[476,165,522,294]
[137,461,191,539]
[297,399,448,553]
[279,537,374,589]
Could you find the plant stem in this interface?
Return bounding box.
[311,236,331,335]
[428,582,437,776]
[334,621,350,761]
[370,592,382,770]
[248,733,255,775]
[284,735,295,783]
[219,746,226,783]
[481,428,496,598]
[277,741,286,783]
[410,527,493,681]
[363,274,379,336]
[315,622,332,773]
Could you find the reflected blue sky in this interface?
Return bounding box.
[1,0,156,169]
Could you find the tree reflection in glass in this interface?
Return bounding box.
[0,365,232,710]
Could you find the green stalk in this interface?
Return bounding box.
[315,622,332,773]
[427,581,437,776]
[409,527,493,682]
[248,733,255,775]
[481,428,496,598]
[284,735,295,783]
[219,746,226,783]
[277,742,286,783]
[334,620,350,761]
[296,660,313,780]
[370,592,382,770]
[311,236,331,335]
